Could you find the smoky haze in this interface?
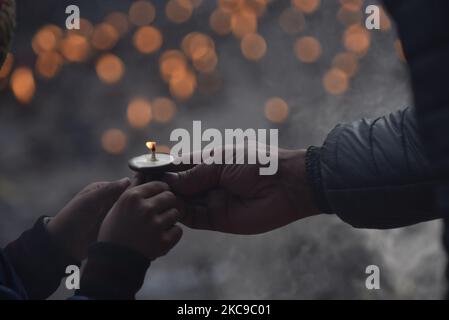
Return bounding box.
[0,0,445,299]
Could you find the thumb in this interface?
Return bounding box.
[163,164,221,196]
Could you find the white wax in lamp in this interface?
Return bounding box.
[128,141,175,173]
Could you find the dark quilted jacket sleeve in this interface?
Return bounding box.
[306,108,442,229]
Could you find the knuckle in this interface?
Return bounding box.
[151,181,170,192]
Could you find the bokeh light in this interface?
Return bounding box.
[10,67,36,104]
[96,54,125,84]
[210,8,232,36]
[91,23,119,51]
[105,12,130,37]
[323,68,349,95]
[152,97,177,123]
[231,11,257,38]
[292,0,321,14]
[332,51,359,78]
[166,0,193,24]
[343,24,371,56]
[35,51,63,80]
[160,50,188,83]
[133,26,163,54]
[294,36,322,63]
[60,33,90,62]
[169,69,197,100]
[129,0,156,26]
[32,25,62,55]
[264,97,289,124]
[241,33,267,61]
[127,98,153,128]
[101,128,127,154]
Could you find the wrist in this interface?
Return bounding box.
[280,149,321,219]
[78,242,150,300]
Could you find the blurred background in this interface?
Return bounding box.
[0,0,445,299]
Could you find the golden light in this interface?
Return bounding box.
[343,24,371,56]
[339,0,363,12]
[241,0,268,17]
[279,8,305,35]
[182,32,215,61]
[10,67,36,104]
[294,36,321,63]
[133,26,163,54]
[105,12,130,36]
[169,70,197,100]
[241,33,267,61]
[96,54,125,84]
[193,50,218,73]
[209,8,232,36]
[159,50,188,82]
[35,51,63,79]
[32,25,62,54]
[332,52,359,78]
[101,129,127,154]
[76,19,94,38]
[129,0,156,26]
[231,11,257,38]
[166,0,193,24]
[337,7,363,26]
[146,141,156,151]
[152,97,177,123]
[218,0,241,14]
[323,68,349,95]
[264,97,289,124]
[292,0,321,14]
[127,98,153,128]
[91,23,119,51]
[0,53,14,79]
[61,34,90,62]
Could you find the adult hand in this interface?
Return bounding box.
[47,178,131,261]
[163,145,320,234]
[98,181,183,260]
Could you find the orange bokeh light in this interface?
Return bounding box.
[292,0,321,14]
[294,36,322,63]
[343,24,371,56]
[264,97,289,124]
[101,129,127,154]
[152,97,177,123]
[127,98,153,128]
[133,26,163,54]
[10,67,36,104]
[35,51,63,79]
[279,8,305,35]
[231,11,257,38]
[91,23,119,51]
[129,0,156,26]
[96,54,125,84]
[241,33,267,61]
[323,68,349,95]
[166,0,193,24]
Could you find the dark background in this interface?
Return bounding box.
[0,0,445,299]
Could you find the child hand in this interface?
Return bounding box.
[47,178,131,261]
[97,181,183,260]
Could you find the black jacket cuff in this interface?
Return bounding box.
[77,242,150,300]
[4,216,80,300]
[305,146,332,213]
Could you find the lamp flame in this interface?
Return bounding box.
[146,141,157,161]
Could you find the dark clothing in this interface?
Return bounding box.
[0,217,149,300]
[381,0,449,216]
[306,108,441,229]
